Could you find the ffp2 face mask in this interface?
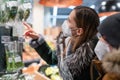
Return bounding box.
[94,40,110,60]
[61,20,72,37]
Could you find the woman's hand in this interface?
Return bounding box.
[23,22,39,39]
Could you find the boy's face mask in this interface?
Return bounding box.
[61,20,72,37]
[94,40,110,60]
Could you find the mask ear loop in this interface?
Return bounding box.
[97,32,102,39]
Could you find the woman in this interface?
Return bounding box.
[24,6,100,80]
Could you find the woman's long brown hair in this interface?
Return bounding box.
[71,6,100,52]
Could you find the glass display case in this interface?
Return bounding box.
[0,0,32,76]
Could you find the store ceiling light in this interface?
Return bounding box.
[101,6,106,10]
[90,5,95,9]
[117,2,120,7]
[101,1,107,6]
[111,5,116,10]
[68,6,75,9]
[98,0,120,12]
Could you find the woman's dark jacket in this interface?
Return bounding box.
[30,36,98,80]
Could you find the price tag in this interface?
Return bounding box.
[1,36,11,43]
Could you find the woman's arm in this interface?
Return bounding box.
[23,22,58,65]
[30,36,58,65]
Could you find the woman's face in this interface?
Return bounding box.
[67,10,83,37]
[67,10,77,29]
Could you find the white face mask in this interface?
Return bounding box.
[94,40,110,60]
[61,20,72,37]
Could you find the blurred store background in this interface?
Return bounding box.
[0,0,120,79]
[41,0,120,27]
[0,0,119,39]
[34,0,120,36]
[33,0,120,52]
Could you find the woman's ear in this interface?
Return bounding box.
[76,28,84,36]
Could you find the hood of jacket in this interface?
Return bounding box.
[102,49,120,74]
